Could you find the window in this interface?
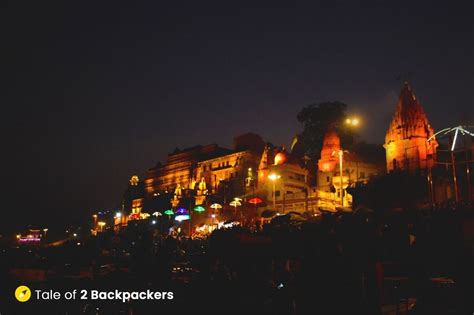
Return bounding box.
[274,191,281,197]
[326,176,330,183]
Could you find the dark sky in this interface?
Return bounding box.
[3,1,473,234]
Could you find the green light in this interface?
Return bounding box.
[193,205,205,212]
[164,209,174,216]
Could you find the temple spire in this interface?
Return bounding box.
[384,82,438,172]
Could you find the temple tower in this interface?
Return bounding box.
[384,82,438,173]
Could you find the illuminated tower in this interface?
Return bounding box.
[384,82,438,173]
[318,129,341,173]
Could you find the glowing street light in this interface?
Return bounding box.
[98,221,106,232]
[268,173,281,210]
[345,116,360,127]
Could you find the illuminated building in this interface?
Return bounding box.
[317,130,382,210]
[258,147,318,214]
[384,82,438,173]
[122,175,146,223]
[145,133,264,199]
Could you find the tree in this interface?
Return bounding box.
[296,101,355,159]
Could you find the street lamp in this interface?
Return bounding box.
[268,173,281,210]
[97,221,106,232]
[332,150,349,207]
[345,116,360,127]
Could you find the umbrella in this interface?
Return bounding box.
[175,214,190,222]
[210,203,223,210]
[176,208,188,215]
[229,200,242,207]
[152,211,163,217]
[193,205,206,212]
[164,209,174,216]
[248,197,263,205]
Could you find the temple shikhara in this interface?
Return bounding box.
[384,82,438,173]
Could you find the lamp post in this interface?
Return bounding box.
[268,173,281,210]
[338,150,344,207]
[98,221,106,233]
[332,150,349,208]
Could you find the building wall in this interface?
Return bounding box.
[195,150,259,195]
[144,144,224,196]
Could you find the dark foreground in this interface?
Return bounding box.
[1,207,472,314]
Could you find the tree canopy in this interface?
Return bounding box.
[296,101,356,159]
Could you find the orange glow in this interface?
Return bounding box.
[274,152,287,165]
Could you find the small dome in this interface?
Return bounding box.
[274,152,288,165]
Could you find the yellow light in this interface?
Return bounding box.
[16,234,21,239]
[98,221,106,227]
[351,118,359,126]
[345,118,351,124]
[268,173,281,181]
[248,168,252,171]
[92,214,98,218]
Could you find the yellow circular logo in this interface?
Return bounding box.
[15,285,31,302]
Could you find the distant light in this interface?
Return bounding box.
[151,220,156,225]
[73,233,77,237]
[193,205,205,212]
[115,212,122,218]
[76,242,81,246]
[211,214,216,219]
[175,214,190,222]
[345,116,360,127]
[248,168,252,171]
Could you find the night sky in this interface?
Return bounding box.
[4,1,473,234]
